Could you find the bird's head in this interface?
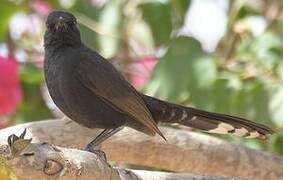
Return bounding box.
[44,11,81,49]
[46,11,77,32]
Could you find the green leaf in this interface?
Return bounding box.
[71,0,101,19]
[185,56,218,110]
[269,133,283,156]
[14,64,53,123]
[206,76,271,125]
[48,0,61,8]
[145,36,217,103]
[20,64,44,85]
[208,78,238,114]
[234,80,271,125]
[78,23,99,50]
[0,2,24,41]
[236,4,260,20]
[139,2,173,46]
[237,32,283,71]
[270,86,283,127]
[171,0,191,26]
[227,2,261,30]
[71,0,104,50]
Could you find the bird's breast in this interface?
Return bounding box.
[44,50,79,117]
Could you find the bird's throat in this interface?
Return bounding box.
[44,30,82,50]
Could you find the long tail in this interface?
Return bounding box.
[142,95,274,140]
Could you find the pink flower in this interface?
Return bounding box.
[0,57,22,118]
[131,57,157,89]
[30,0,52,16]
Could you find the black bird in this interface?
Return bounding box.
[44,11,274,151]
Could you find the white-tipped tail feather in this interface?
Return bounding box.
[142,95,274,140]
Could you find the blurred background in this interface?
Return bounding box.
[0,0,283,156]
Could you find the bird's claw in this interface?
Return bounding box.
[84,144,107,161]
[7,128,32,157]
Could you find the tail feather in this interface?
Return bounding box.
[143,95,274,140]
[185,108,273,139]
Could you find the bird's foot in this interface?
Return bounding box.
[84,144,107,162]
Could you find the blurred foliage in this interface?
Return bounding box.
[0,0,283,157]
[0,2,23,41]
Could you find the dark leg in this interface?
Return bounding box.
[84,127,123,160]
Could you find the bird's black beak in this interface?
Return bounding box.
[55,17,67,30]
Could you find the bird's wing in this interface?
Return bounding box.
[76,56,165,140]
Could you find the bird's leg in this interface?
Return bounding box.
[84,127,123,161]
